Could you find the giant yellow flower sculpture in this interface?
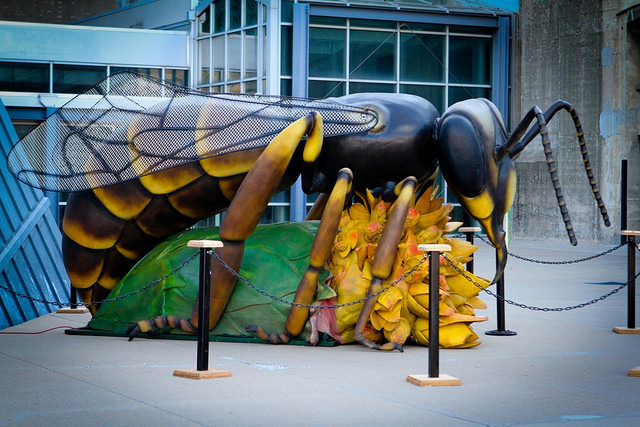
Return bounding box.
[318,186,490,348]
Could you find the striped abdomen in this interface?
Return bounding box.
[62,146,302,313]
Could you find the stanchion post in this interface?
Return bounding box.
[56,282,89,314]
[485,250,517,336]
[627,234,636,330]
[70,286,78,310]
[174,240,232,380]
[407,244,461,387]
[614,231,640,334]
[196,245,211,371]
[621,159,627,245]
[428,247,440,378]
[458,226,481,274]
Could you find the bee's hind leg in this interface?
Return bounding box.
[128,113,324,340]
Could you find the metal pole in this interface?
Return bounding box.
[407,244,460,386]
[495,264,506,331]
[70,285,78,310]
[466,232,475,274]
[173,240,230,380]
[627,235,636,329]
[196,247,211,371]
[459,226,480,274]
[621,159,628,245]
[428,251,440,378]
[485,250,516,336]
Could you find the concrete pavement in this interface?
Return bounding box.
[1,238,638,426]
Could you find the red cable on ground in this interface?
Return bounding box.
[0,325,76,335]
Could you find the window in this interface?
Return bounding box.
[13,121,39,139]
[400,32,444,83]
[198,38,211,85]
[164,69,189,87]
[304,19,492,112]
[197,0,266,93]
[301,16,495,213]
[260,190,290,223]
[349,30,396,80]
[0,62,49,92]
[52,64,107,94]
[309,28,345,79]
[111,67,161,80]
[0,63,188,94]
[279,0,294,95]
[110,66,188,87]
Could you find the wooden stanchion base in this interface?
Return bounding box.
[628,367,640,377]
[613,327,640,334]
[56,307,89,314]
[406,374,461,387]
[173,369,232,380]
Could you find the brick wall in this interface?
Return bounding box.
[0,0,118,24]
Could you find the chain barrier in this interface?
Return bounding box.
[0,251,199,308]
[444,255,639,312]
[0,248,429,311]
[1,237,635,313]
[476,234,625,265]
[209,249,429,310]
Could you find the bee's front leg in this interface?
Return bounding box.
[353,177,417,352]
[191,112,324,331]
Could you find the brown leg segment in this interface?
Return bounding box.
[354,177,417,351]
[246,168,353,343]
[305,192,330,221]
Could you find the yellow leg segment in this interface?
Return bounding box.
[355,177,417,351]
[247,168,353,343]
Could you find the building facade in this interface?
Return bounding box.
[514,0,640,244]
[0,0,514,228]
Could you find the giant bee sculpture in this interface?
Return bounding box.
[8,72,609,351]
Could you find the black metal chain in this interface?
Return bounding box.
[0,251,199,308]
[2,241,635,314]
[444,255,638,312]
[476,234,625,264]
[209,249,430,310]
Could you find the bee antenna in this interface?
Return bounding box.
[499,101,609,227]
[531,106,577,246]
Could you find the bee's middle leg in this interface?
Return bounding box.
[246,168,353,343]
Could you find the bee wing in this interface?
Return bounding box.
[7,71,377,192]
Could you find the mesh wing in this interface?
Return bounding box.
[7,71,377,192]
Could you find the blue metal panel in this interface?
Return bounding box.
[292,3,310,98]
[289,2,311,222]
[308,4,500,27]
[5,107,48,121]
[0,99,70,328]
[492,16,510,123]
[0,21,189,68]
[0,198,49,272]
